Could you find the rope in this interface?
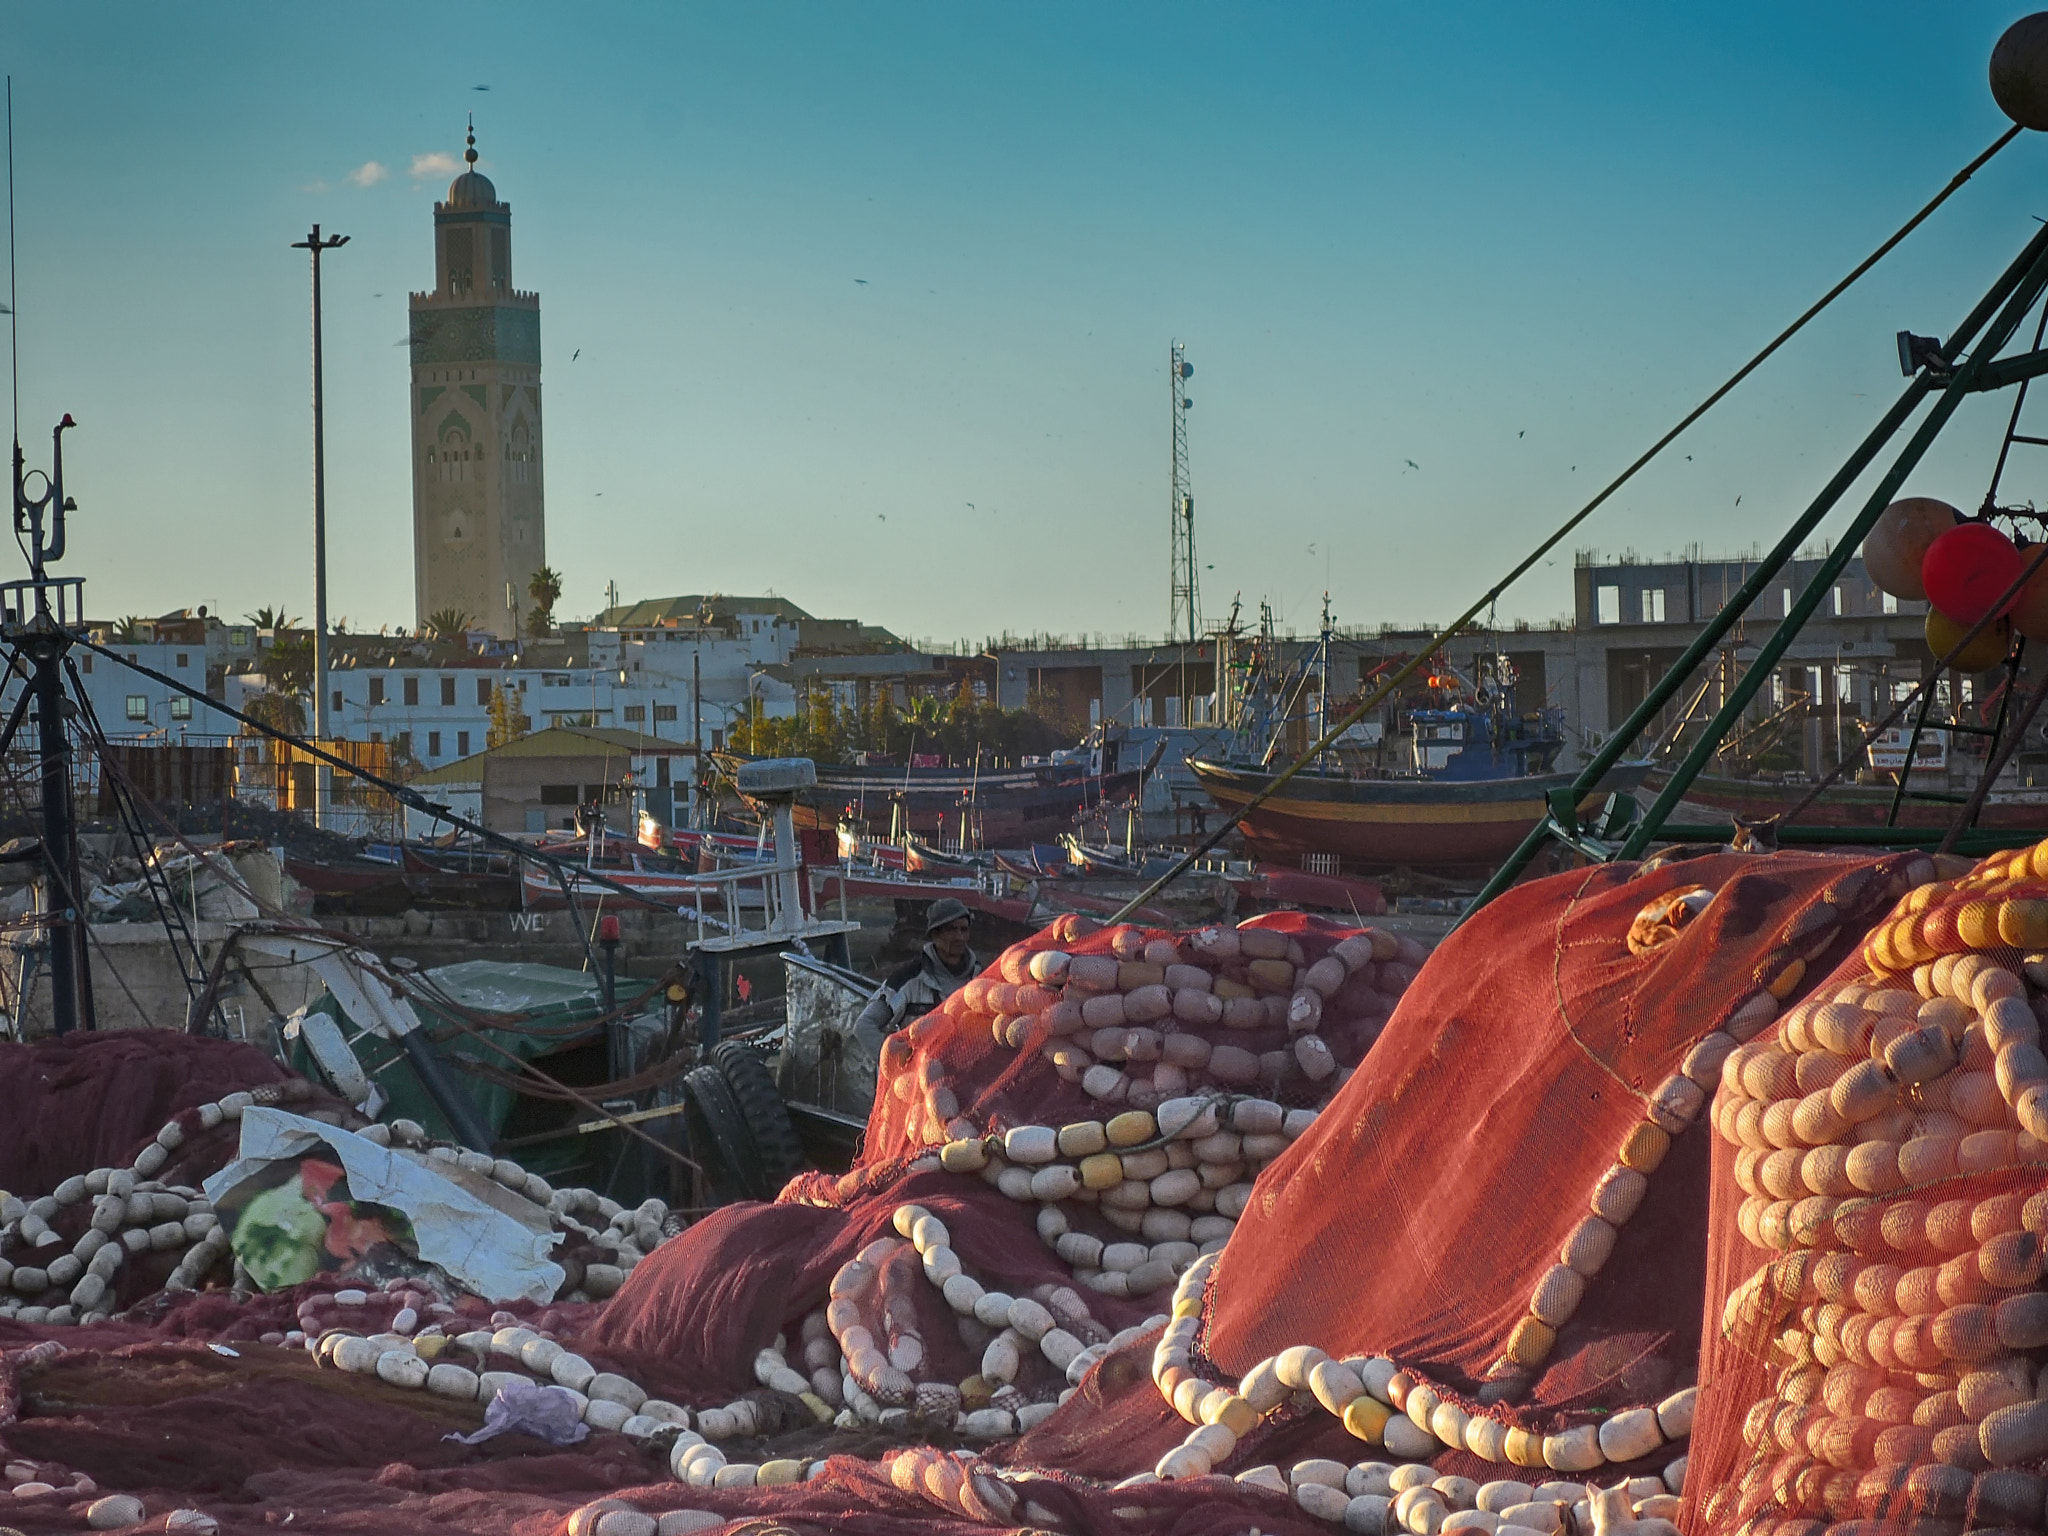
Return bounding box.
[1773,555,2044,827]
[455,1045,697,1103]
[1108,124,2023,923]
[1938,671,2048,854]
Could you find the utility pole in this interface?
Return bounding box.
[292,223,348,828]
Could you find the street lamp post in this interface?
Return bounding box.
[291,223,348,827]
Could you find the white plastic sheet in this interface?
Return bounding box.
[205,1107,565,1303]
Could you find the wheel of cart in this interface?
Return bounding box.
[711,1039,806,1192]
[680,1064,772,1204]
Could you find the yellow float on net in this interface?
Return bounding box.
[1958,899,2003,950]
[1341,1394,1392,1442]
[1999,898,2048,949]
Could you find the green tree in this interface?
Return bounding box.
[244,606,299,631]
[265,632,314,698]
[110,616,151,643]
[424,608,474,641]
[486,684,531,749]
[526,566,564,637]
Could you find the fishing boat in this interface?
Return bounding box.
[902,836,995,874]
[1192,644,1648,873]
[717,739,1167,848]
[1189,758,1650,873]
[518,832,766,914]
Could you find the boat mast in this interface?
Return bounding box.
[1169,342,1199,644]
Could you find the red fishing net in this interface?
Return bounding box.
[1009,850,1925,1495]
[1,848,2006,1536]
[0,1032,293,1199]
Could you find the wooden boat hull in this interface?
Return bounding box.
[1188,759,1651,874]
[1648,771,2048,833]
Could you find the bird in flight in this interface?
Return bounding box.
[965,502,976,511]
[877,514,887,521]
[1517,430,1524,438]
[474,84,490,92]
[1403,459,1419,471]
[571,349,581,362]
[854,278,868,285]
[1685,455,1692,461]
[1735,496,1742,506]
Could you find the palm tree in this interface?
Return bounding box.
[265,633,314,697]
[110,616,151,643]
[424,608,474,640]
[526,566,563,637]
[246,689,307,737]
[245,605,299,631]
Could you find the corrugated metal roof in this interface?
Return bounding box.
[597,593,815,627]
[410,724,692,785]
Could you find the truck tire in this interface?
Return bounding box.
[681,1065,768,1203]
[712,1039,806,1192]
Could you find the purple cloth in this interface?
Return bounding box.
[444,1377,591,1446]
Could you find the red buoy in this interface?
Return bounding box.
[1921,523,2025,625]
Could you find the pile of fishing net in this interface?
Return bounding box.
[1686,838,2048,1532]
[0,845,2030,1536]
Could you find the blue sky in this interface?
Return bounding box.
[7,3,2048,646]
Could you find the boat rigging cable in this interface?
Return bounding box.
[1105,124,2024,924]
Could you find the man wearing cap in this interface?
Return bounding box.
[852,897,978,1061]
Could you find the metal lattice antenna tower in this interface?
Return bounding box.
[1169,341,1198,643]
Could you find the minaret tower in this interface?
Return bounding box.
[409,119,545,639]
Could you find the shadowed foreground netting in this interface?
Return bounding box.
[0,850,2019,1536]
[0,1033,294,1200]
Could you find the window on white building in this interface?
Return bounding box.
[623,704,646,722]
[170,697,192,721]
[1640,589,1665,623]
[1596,586,1620,625]
[654,704,677,722]
[457,731,471,756]
[125,696,147,721]
[1883,592,1899,614]
[428,731,442,757]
